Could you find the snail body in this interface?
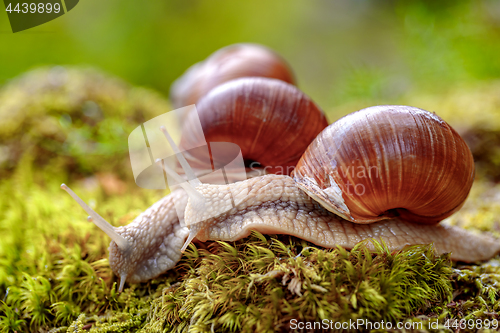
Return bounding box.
[185,175,499,263]
[62,98,498,291]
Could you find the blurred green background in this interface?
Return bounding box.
[1,0,499,111]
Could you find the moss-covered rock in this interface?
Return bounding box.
[0,66,172,180]
[1,70,500,333]
[141,236,454,333]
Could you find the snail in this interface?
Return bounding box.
[170,43,296,109]
[62,85,500,292]
[178,77,328,175]
[180,105,499,263]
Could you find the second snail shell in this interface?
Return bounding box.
[179,77,328,175]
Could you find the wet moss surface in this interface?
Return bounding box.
[1,68,500,333]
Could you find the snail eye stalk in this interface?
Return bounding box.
[60,183,131,253]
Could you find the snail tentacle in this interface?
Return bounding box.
[159,125,200,187]
[61,184,131,252]
[158,124,208,252]
[62,184,190,292]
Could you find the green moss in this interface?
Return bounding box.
[1,71,500,332]
[140,235,454,333]
[0,152,166,332]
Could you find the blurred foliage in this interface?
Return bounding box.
[1,0,500,111]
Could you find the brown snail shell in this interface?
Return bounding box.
[293,105,475,224]
[179,77,328,175]
[170,43,296,108]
